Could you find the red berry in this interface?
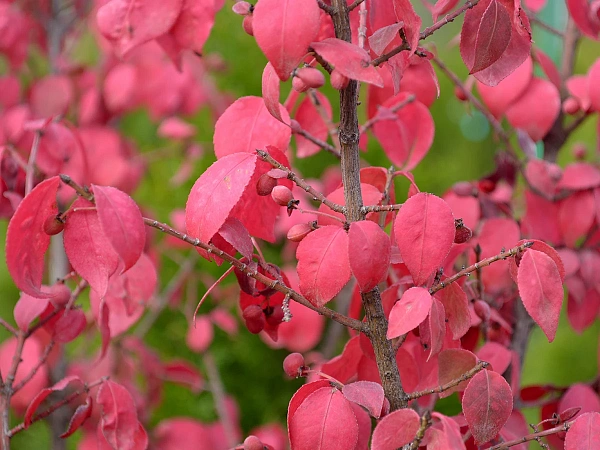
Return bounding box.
[454,86,468,102]
[243,435,264,450]
[256,173,277,196]
[43,214,64,235]
[283,352,305,378]
[562,97,580,115]
[271,185,294,206]
[242,15,253,36]
[330,70,349,90]
[478,179,496,193]
[474,300,491,322]
[287,223,312,242]
[454,221,472,244]
[296,67,325,89]
[243,305,265,334]
[292,76,309,93]
[49,283,71,308]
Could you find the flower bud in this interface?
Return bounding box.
[330,70,349,90]
[562,97,580,115]
[287,223,312,242]
[242,15,254,36]
[271,185,294,206]
[296,67,325,89]
[283,352,305,378]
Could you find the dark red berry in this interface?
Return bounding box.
[283,352,305,378]
[256,173,277,196]
[43,214,64,235]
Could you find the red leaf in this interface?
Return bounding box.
[432,0,461,21]
[517,249,564,342]
[186,316,213,353]
[163,360,204,392]
[6,176,60,298]
[342,381,385,418]
[289,387,359,450]
[559,190,596,247]
[508,239,566,283]
[505,77,561,141]
[436,282,470,339]
[321,337,362,384]
[428,413,467,450]
[318,183,383,226]
[97,380,140,449]
[565,412,600,450]
[185,152,257,258]
[213,96,291,159]
[253,0,321,80]
[52,309,87,343]
[470,0,512,74]
[558,162,600,191]
[477,56,533,118]
[477,341,512,374]
[60,396,93,438]
[371,408,420,450]
[463,370,513,444]
[13,293,50,331]
[96,0,183,57]
[368,23,403,56]
[311,38,384,87]
[478,218,520,293]
[534,48,562,89]
[559,383,600,419]
[438,349,477,398]
[30,75,74,118]
[98,300,111,360]
[288,380,332,429]
[297,226,351,307]
[25,376,83,427]
[64,198,120,298]
[394,193,455,285]
[589,59,600,111]
[216,217,253,260]
[423,297,446,360]
[93,185,145,273]
[169,0,216,54]
[387,287,433,339]
[262,63,284,123]
[567,0,600,39]
[294,92,333,158]
[372,94,434,171]
[103,64,136,113]
[348,221,391,292]
[393,0,422,53]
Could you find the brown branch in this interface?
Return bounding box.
[429,242,533,295]
[405,361,489,401]
[317,0,335,15]
[293,128,341,157]
[13,341,55,393]
[204,352,238,447]
[528,15,564,37]
[143,218,368,334]
[404,411,432,450]
[373,0,481,67]
[8,377,108,437]
[488,421,572,450]
[362,203,403,214]
[256,149,346,213]
[348,0,365,11]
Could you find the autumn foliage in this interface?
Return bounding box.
[1,0,600,448]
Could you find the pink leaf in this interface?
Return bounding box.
[64,198,120,298]
[103,64,136,113]
[289,387,359,450]
[387,287,433,339]
[393,0,422,53]
[6,176,59,298]
[348,221,391,292]
[508,239,565,283]
[163,361,204,392]
[311,38,384,87]
[294,92,333,158]
[436,282,470,339]
[589,59,600,111]
[463,370,513,444]
[342,381,385,418]
[371,408,420,450]
[169,0,216,54]
[394,192,455,285]
[253,0,321,80]
[425,297,446,360]
[185,152,257,258]
[262,63,284,123]
[565,412,600,450]
[477,341,512,374]
[96,0,183,57]
[438,349,478,398]
[186,316,213,353]
[93,185,145,273]
[25,376,83,427]
[534,48,561,89]
[98,300,111,360]
[297,225,351,307]
[368,23,404,56]
[97,380,140,449]
[505,77,561,141]
[517,249,564,342]
[60,396,93,438]
[318,183,383,226]
[52,309,87,343]
[567,0,600,39]
[558,162,600,191]
[524,0,547,12]
[432,0,461,21]
[14,293,50,331]
[559,191,596,247]
[30,75,74,118]
[288,380,332,429]
[372,94,434,171]
[213,96,291,159]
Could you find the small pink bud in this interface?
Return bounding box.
[296,67,325,89]
[287,223,312,242]
[474,300,491,322]
[572,143,587,160]
[243,435,264,450]
[330,70,349,90]
[256,173,278,196]
[232,1,252,15]
[271,185,294,206]
[283,353,305,378]
[49,283,71,308]
[292,76,309,93]
[454,86,468,102]
[452,181,476,197]
[242,15,254,36]
[562,97,580,115]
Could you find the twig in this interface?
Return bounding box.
[405,361,489,401]
[362,203,403,214]
[564,112,591,135]
[528,15,564,37]
[348,0,365,11]
[13,341,55,393]
[432,56,516,156]
[488,421,572,449]
[25,131,42,196]
[429,242,533,295]
[204,352,238,447]
[8,377,108,437]
[372,41,410,67]
[317,0,335,15]
[256,149,346,214]
[294,127,341,157]
[0,320,17,336]
[360,94,416,134]
[404,411,432,450]
[143,218,368,334]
